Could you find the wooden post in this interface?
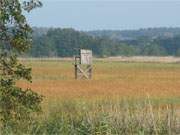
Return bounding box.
[88,65,92,79]
[75,64,78,79]
[74,56,80,79]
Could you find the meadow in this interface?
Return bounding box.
[15,59,180,134]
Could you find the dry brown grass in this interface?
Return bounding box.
[17,60,180,102]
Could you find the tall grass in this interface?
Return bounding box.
[9,60,180,134]
[1,98,179,135]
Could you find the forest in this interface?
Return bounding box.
[28,27,180,57]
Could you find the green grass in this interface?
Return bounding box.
[2,98,179,135]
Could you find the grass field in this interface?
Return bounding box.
[19,60,180,101]
[15,59,180,134]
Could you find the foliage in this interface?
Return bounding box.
[0,0,42,133]
[28,27,180,57]
[29,28,143,57]
[87,27,180,40]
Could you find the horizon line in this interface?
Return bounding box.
[31,26,180,31]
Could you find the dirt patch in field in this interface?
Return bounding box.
[97,56,180,63]
[20,56,180,63]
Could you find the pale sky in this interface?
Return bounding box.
[25,0,180,30]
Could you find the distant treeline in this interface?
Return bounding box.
[27,27,180,57]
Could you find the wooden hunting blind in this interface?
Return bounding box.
[74,49,92,79]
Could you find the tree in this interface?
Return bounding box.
[0,0,42,133]
[141,43,167,56]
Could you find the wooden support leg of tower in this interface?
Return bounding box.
[77,65,89,79]
[87,65,92,79]
[75,64,92,79]
[75,64,78,79]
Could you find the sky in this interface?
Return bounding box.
[25,0,180,31]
